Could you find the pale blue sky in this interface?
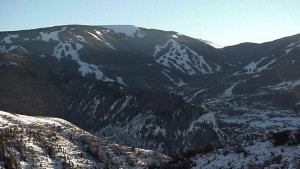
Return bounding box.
[1,0,299,46]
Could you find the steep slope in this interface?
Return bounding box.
[0,52,218,155]
[1,25,300,160]
[0,25,227,90]
[0,110,170,168]
[181,33,300,107]
[173,34,300,154]
[0,25,227,155]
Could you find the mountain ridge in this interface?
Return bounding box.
[1,24,300,159]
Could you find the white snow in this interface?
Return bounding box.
[52,42,114,82]
[39,27,66,42]
[187,112,232,145]
[188,112,216,132]
[40,31,60,42]
[1,34,19,43]
[161,69,186,87]
[285,38,300,54]
[74,34,86,42]
[215,64,222,72]
[269,79,300,91]
[0,110,170,168]
[223,82,238,97]
[87,31,101,41]
[87,30,116,50]
[185,89,207,103]
[153,126,167,136]
[110,99,120,111]
[116,76,127,86]
[199,39,223,49]
[154,39,213,75]
[243,58,276,74]
[102,25,145,38]
[2,45,29,53]
[243,58,264,73]
[0,45,6,53]
[7,45,18,52]
[116,96,132,114]
[256,59,276,72]
[192,140,300,169]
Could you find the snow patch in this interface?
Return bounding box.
[52,42,114,82]
[0,46,6,54]
[269,79,300,91]
[244,58,276,74]
[285,38,300,54]
[1,34,18,43]
[39,27,66,42]
[117,96,132,114]
[153,126,167,136]
[74,34,86,42]
[154,39,213,75]
[7,45,18,52]
[215,64,222,72]
[192,140,300,169]
[223,82,238,97]
[185,89,207,103]
[116,76,127,86]
[87,30,116,50]
[199,39,223,49]
[161,69,186,87]
[102,25,145,38]
[171,34,178,38]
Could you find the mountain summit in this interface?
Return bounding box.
[1,25,300,158]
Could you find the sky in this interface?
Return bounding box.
[1,0,299,46]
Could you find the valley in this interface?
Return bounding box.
[0,25,299,168]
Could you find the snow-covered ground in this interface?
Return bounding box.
[1,34,19,43]
[285,38,300,54]
[242,57,276,74]
[87,30,116,50]
[102,25,145,38]
[223,82,238,97]
[154,39,213,75]
[52,41,116,82]
[39,27,66,42]
[192,139,300,169]
[198,39,223,49]
[0,110,170,169]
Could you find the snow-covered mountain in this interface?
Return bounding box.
[1,25,300,166]
[0,25,227,90]
[0,110,170,168]
[0,25,225,155]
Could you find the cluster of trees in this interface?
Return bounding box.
[0,128,22,169]
[268,130,300,146]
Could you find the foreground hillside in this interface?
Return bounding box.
[0,110,170,169]
[2,110,299,169]
[191,130,300,169]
